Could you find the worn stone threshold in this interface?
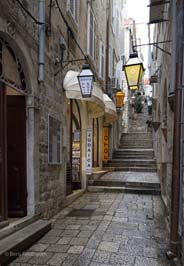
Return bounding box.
[0,215,40,241]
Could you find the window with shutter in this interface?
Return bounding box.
[88,6,95,59]
[99,41,105,79]
[109,46,113,77]
[67,0,78,23]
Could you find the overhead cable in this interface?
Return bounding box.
[16,0,44,25]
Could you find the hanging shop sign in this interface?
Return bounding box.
[103,127,109,161]
[86,128,93,174]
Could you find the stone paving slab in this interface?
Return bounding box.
[10,192,180,266]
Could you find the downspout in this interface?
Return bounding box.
[167,0,183,258]
[38,0,45,82]
[105,0,110,95]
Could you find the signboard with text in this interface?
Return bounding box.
[86,128,92,174]
[103,127,109,161]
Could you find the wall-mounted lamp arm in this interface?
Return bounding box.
[54,58,86,76]
[153,44,171,56]
[133,40,172,56]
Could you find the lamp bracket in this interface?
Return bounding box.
[133,40,172,56]
[63,58,86,64]
[133,40,171,48]
[54,58,86,76]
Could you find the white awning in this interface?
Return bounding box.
[63,71,105,118]
[103,94,118,123]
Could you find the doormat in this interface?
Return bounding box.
[67,209,95,217]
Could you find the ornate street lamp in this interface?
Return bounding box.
[123,53,144,90]
[115,90,125,110]
[78,63,94,97]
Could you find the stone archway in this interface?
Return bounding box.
[0,33,36,224]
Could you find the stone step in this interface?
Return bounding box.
[120,139,153,144]
[119,141,153,145]
[120,138,152,141]
[0,219,51,266]
[88,169,108,185]
[107,159,156,167]
[113,155,154,159]
[122,132,152,136]
[113,148,154,153]
[121,136,152,140]
[0,215,40,241]
[88,185,161,195]
[113,150,154,155]
[92,180,160,189]
[119,146,153,149]
[103,166,157,172]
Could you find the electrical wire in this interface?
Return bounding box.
[55,0,87,60]
[16,0,44,25]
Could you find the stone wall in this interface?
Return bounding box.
[0,0,122,219]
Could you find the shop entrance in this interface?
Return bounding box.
[66,100,81,195]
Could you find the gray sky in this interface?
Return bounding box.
[126,0,150,76]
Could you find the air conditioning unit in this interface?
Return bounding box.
[111,77,118,89]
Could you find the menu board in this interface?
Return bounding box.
[72,130,80,182]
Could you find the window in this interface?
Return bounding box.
[48,115,62,164]
[99,41,105,79]
[67,0,78,23]
[109,46,113,77]
[88,6,95,59]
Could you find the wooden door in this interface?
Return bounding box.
[7,96,27,217]
[0,82,7,222]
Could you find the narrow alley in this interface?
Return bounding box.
[1,0,184,265]
[9,192,172,266]
[3,101,176,266]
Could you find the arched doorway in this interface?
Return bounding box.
[0,37,27,220]
[66,99,82,195]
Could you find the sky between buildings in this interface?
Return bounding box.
[126,0,150,76]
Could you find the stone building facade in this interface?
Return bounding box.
[150,0,184,263]
[0,0,123,230]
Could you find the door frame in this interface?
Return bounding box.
[0,81,8,223]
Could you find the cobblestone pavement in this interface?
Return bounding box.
[10,192,176,266]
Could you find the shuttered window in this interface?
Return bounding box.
[99,41,105,79]
[88,6,95,59]
[67,0,78,23]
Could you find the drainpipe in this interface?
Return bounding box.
[38,0,45,82]
[105,0,110,95]
[167,0,183,258]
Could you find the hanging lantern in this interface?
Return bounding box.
[123,53,144,90]
[115,90,125,109]
[78,63,94,97]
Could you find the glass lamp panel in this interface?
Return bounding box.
[78,76,93,97]
[138,64,144,84]
[129,86,138,90]
[125,64,141,87]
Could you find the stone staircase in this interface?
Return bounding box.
[88,131,160,195]
[106,132,157,172]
